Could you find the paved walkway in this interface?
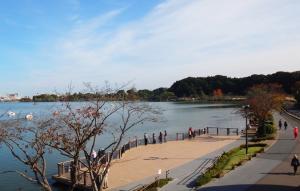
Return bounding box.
[159,140,243,191]
[198,112,300,191]
[114,112,300,191]
[113,138,243,191]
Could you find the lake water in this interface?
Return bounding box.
[0,102,244,191]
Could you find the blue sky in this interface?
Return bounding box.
[0,0,300,96]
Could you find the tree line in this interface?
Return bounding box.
[170,71,300,97]
[29,71,300,106]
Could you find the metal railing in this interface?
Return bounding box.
[56,127,237,178]
[206,127,239,136]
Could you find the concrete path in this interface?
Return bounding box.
[247,112,300,191]
[114,112,300,191]
[159,140,243,191]
[198,112,300,191]
[113,138,243,191]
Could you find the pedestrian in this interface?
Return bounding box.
[98,148,105,163]
[294,126,299,139]
[188,127,193,139]
[278,119,282,130]
[144,133,148,146]
[159,132,163,143]
[193,130,196,138]
[291,154,300,175]
[152,133,156,144]
[284,121,288,130]
[164,130,167,142]
[91,150,97,164]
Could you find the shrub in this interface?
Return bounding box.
[265,122,276,135]
[197,173,212,186]
[237,161,242,166]
[240,143,267,148]
[257,117,276,138]
[144,178,173,191]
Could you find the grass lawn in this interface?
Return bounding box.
[224,146,264,171]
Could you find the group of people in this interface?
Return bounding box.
[188,127,197,139]
[278,119,299,139]
[279,119,300,175]
[144,130,167,145]
[278,119,288,130]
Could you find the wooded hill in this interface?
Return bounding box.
[31,71,300,102]
[170,71,300,97]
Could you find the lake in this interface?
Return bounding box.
[0,102,244,191]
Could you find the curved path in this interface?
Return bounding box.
[198,112,300,191]
[108,135,241,191]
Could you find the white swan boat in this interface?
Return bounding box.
[25,113,33,120]
[7,111,16,117]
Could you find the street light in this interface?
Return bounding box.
[243,105,250,154]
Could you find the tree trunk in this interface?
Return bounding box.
[41,182,52,191]
[70,155,80,190]
[91,171,99,191]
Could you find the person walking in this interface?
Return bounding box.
[164,130,167,142]
[144,133,148,146]
[188,127,193,139]
[159,132,163,143]
[294,126,299,139]
[152,133,156,144]
[284,121,288,130]
[98,148,105,163]
[193,130,196,138]
[291,154,300,175]
[278,119,282,130]
[91,150,97,164]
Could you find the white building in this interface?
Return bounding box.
[0,93,20,101]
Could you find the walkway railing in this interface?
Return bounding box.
[55,126,239,183]
[282,108,300,121]
[56,128,206,178]
[206,127,239,136]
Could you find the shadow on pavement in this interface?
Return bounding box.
[197,184,300,191]
[261,172,294,175]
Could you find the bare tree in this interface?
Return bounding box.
[42,85,161,191]
[0,84,161,191]
[0,119,52,191]
[83,101,160,191]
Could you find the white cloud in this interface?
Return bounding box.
[23,0,300,94]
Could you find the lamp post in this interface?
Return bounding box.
[243,105,250,154]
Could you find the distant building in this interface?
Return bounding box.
[0,93,20,101]
[0,96,7,102]
[8,93,19,101]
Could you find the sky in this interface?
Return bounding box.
[0,0,300,96]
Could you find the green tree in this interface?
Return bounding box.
[246,84,285,137]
